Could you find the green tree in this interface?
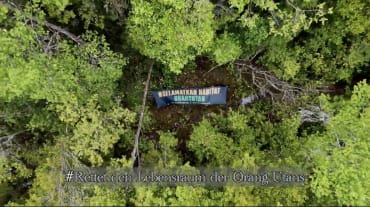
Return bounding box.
[128,0,215,73]
[53,95,136,166]
[211,32,242,65]
[188,119,236,166]
[141,131,182,167]
[306,81,370,206]
[0,4,136,205]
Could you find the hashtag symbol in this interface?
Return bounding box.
[65,170,74,182]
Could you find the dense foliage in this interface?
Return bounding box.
[0,0,369,206]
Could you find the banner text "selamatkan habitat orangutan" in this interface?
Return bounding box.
[152,86,227,108]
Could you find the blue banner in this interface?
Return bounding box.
[152,86,227,108]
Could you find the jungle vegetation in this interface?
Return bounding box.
[0,0,369,206]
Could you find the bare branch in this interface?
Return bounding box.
[0,130,25,158]
[0,130,25,145]
[240,94,261,105]
[269,10,280,26]
[333,129,341,147]
[205,63,224,75]
[286,0,299,11]
[0,0,85,45]
[248,48,265,62]
[299,106,329,124]
[286,0,320,12]
[43,32,59,53]
[215,2,227,11]
[131,61,154,167]
[44,22,84,45]
[234,58,303,103]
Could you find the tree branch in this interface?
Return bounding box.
[248,48,265,62]
[44,22,84,45]
[269,10,280,26]
[286,0,320,13]
[235,59,303,103]
[299,106,329,124]
[131,61,154,167]
[205,63,224,75]
[0,0,85,45]
[0,130,25,145]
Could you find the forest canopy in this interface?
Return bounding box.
[0,0,369,206]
